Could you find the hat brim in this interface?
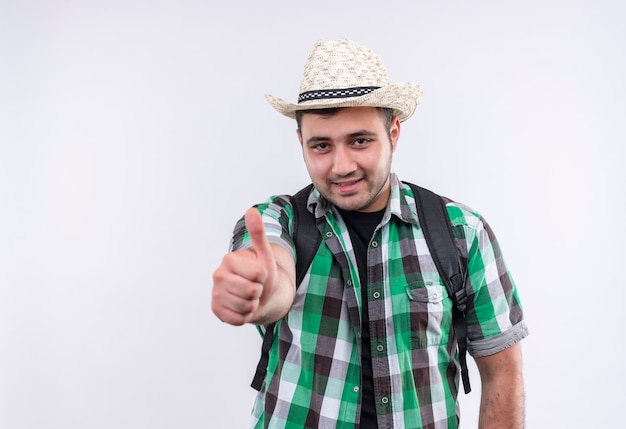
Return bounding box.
[266,83,422,123]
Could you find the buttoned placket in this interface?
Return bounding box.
[366,227,393,417]
[318,216,365,352]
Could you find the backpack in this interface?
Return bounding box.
[250,182,472,394]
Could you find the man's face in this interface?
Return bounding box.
[297,106,400,212]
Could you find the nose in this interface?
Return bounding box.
[331,145,356,177]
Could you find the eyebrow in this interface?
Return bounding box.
[305,136,331,146]
[305,130,378,146]
[347,130,378,139]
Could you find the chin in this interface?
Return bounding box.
[317,185,373,211]
[334,197,371,212]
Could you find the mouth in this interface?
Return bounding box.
[332,178,363,194]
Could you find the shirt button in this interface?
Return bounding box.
[376,344,384,352]
[353,386,359,393]
[373,291,381,299]
[381,396,389,404]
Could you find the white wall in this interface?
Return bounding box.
[1,1,624,428]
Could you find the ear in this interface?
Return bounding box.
[296,128,303,146]
[390,116,401,152]
[296,129,307,162]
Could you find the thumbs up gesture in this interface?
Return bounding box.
[211,208,295,326]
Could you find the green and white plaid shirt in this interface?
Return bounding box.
[231,174,528,429]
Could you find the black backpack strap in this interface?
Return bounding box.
[250,321,275,391]
[408,182,471,394]
[292,184,322,287]
[251,184,321,391]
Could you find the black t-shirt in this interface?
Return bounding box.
[336,207,385,429]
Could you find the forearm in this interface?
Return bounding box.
[249,243,296,325]
[251,263,295,325]
[478,370,525,428]
[475,343,525,429]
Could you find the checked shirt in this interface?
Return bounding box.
[231,174,528,429]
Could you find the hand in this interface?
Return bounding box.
[211,207,278,325]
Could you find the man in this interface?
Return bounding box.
[212,39,528,429]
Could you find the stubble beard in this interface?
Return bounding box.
[318,169,391,212]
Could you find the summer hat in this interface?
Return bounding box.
[266,39,423,122]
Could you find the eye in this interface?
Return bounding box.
[311,142,330,152]
[353,138,371,146]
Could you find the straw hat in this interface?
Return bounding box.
[266,39,422,122]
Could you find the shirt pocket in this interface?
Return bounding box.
[405,281,453,348]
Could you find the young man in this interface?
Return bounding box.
[212,39,528,429]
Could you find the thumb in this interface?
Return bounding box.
[245,207,275,272]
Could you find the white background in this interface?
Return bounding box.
[1,1,625,428]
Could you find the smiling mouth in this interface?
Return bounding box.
[332,178,363,193]
[334,179,361,187]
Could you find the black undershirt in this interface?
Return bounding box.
[336,207,385,429]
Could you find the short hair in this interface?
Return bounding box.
[295,107,396,138]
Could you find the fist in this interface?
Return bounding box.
[211,207,278,325]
